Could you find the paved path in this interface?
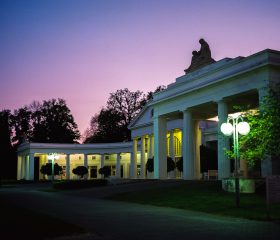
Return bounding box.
[1,182,280,240]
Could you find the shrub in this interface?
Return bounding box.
[146,158,154,172]
[98,166,111,178]
[72,166,88,179]
[40,163,62,176]
[167,157,175,172]
[53,179,108,190]
[176,157,183,172]
[145,157,175,172]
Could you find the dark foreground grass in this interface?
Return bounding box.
[109,180,280,221]
[0,198,85,240]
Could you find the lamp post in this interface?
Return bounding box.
[47,153,59,181]
[220,114,250,207]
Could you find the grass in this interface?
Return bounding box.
[0,198,85,240]
[109,180,280,221]
[53,179,108,190]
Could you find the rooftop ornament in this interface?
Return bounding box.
[184,38,216,74]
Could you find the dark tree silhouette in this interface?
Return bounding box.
[40,163,62,176]
[72,166,88,179]
[107,88,146,127]
[84,89,146,143]
[176,157,183,172]
[32,99,80,143]
[11,99,80,144]
[146,157,175,173]
[0,110,17,180]
[146,158,154,173]
[11,107,32,145]
[98,166,111,178]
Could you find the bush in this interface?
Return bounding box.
[146,158,154,172]
[167,157,175,172]
[145,157,175,172]
[40,163,62,176]
[53,179,108,190]
[176,157,183,172]
[98,166,111,178]
[72,166,88,179]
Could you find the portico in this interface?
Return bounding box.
[17,142,132,180]
[17,46,280,181]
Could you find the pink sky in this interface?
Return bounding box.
[1,0,280,138]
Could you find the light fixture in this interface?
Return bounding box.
[237,121,250,135]
[220,122,234,136]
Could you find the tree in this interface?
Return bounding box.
[32,99,80,143]
[84,89,146,143]
[107,88,146,127]
[11,106,32,145]
[84,108,126,143]
[40,163,62,176]
[98,166,111,178]
[146,158,154,173]
[11,98,80,144]
[176,157,183,172]
[0,110,17,180]
[146,85,166,101]
[72,166,88,179]
[145,157,175,173]
[237,87,280,169]
[167,157,175,172]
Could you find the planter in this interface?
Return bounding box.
[222,178,255,193]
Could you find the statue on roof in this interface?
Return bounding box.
[184,38,216,74]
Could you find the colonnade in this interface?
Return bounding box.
[17,152,130,180]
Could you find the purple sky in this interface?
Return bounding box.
[1,0,280,138]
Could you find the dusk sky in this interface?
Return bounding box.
[1,0,280,138]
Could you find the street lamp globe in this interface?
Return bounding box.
[237,121,250,135]
[220,122,234,136]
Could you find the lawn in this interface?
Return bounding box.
[0,198,85,240]
[109,180,280,221]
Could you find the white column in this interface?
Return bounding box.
[147,135,151,159]
[131,138,138,178]
[194,121,201,179]
[101,154,105,168]
[141,136,146,179]
[116,153,121,178]
[84,154,88,168]
[29,153,35,180]
[66,154,70,180]
[22,155,26,179]
[100,154,105,179]
[154,116,167,179]
[169,130,175,160]
[182,110,195,180]
[148,135,153,158]
[17,155,22,180]
[217,100,231,179]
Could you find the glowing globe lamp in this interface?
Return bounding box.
[220,122,233,136]
[237,121,250,135]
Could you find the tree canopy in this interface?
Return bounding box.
[0,110,17,180]
[84,86,166,143]
[237,87,280,167]
[11,98,80,145]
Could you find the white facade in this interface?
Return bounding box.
[17,49,280,180]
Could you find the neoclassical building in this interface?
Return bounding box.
[17,43,280,181]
